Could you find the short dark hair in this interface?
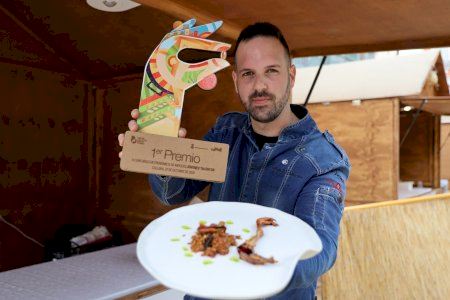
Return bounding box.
[233,22,291,61]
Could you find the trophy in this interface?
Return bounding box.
[120,19,231,182]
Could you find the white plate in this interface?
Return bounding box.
[137,201,322,299]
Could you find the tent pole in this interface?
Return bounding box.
[304,56,327,106]
[400,99,428,147]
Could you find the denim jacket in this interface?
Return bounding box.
[149,105,350,300]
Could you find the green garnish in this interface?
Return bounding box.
[184,252,193,257]
[202,259,214,265]
[170,238,180,242]
[199,220,207,225]
[182,246,189,251]
[225,220,234,225]
[242,228,251,233]
[181,225,191,230]
[230,256,240,263]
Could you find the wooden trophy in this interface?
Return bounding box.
[120,19,230,182]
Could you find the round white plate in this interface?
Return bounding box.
[137,201,322,299]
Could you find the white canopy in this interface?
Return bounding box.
[292,50,440,104]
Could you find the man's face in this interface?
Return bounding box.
[232,36,296,123]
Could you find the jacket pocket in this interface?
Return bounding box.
[313,185,344,232]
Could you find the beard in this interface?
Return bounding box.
[240,79,291,123]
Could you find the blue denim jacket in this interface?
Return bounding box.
[149,105,350,300]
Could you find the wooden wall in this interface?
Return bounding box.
[399,73,442,188]
[0,64,92,270]
[0,65,241,271]
[442,123,450,180]
[308,99,399,204]
[400,111,440,187]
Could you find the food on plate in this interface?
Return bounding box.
[237,217,278,265]
[190,221,240,257]
[188,217,279,264]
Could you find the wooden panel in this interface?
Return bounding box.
[0,64,91,271]
[86,85,97,216]
[402,96,450,100]
[400,111,440,187]
[420,76,439,96]
[321,194,450,299]
[118,284,168,300]
[96,68,242,241]
[5,1,450,79]
[434,54,450,95]
[135,0,241,40]
[441,124,450,180]
[401,99,450,115]
[308,99,399,204]
[433,116,441,187]
[393,99,400,195]
[0,6,76,75]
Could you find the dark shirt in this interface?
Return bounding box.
[252,105,308,150]
[253,131,278,150]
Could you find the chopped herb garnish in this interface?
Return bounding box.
[242,228,251,233]
[202,259,214,265]
[225,220,234,225]
[182,225,191,230]
[184,252,193,257]
[170,238,180,242]
[199,220,207,225]
[230,256,240,263]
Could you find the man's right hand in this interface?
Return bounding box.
[118,108,187,158]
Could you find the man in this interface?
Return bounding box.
[119,22,350,299]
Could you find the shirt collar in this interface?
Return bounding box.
[243,104,318,142]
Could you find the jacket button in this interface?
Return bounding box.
[282,159,289,165]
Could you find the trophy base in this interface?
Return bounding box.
[120,131,229,182]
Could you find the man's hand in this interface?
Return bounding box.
[118,108,187,158]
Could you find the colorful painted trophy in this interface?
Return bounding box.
[120,19,231,182]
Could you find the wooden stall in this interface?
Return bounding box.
[0,2,241,271]
[442,117,450,181]
[3,0,450,271]
[293,51,450,205]
[0,60,240,272]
